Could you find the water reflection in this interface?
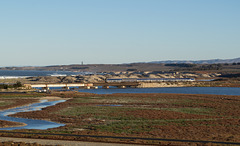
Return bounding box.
[0,99,66,130]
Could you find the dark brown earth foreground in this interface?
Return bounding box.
[0,137,142,146]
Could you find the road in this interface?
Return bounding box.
[0,131,240,145]
[0,137,140,146]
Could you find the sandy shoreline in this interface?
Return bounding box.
[0,120,27,128]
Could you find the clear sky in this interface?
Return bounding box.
[0,0,239,66]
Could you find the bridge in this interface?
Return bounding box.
[25,82,140,90]
[24,83,96,90]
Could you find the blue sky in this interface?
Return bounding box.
[0,0,239,66]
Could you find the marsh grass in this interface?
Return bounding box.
[86,118,223,134]
[57,104,218,134]
[70,96,202,105]
[0,100,14,106]
[71,96,149,103]
[161,107,215,116]
[92,120,155,133]
[58,106,134,117]
[55,95,240,135]
[0,94,43,99]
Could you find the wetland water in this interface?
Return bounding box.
[6,87,238,130]
[0,100,66,130]
[77,87,240,95]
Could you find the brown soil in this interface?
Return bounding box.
[0,120,26,128]
[0,137,146,146]
[0,141,56,146]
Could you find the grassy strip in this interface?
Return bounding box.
[0,101,14,107]
[91,118,227,134]
[161,107,215,116]
[58,106,134,117]
[56,105,222,134]
[0,93,44,99]
[70,96,207,105]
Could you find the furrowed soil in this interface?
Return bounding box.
[1,92,240,145]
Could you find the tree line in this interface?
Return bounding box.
[0,81,22,89]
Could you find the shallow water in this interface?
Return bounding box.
[77,87,240,95]
[0,100,66,130]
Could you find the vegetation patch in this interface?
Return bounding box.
[57,105,134,117]
[161,107,215,116]
[0,93,44,99]
[0,100,14,107]
[0,81,22,89]
[71,96,193,105]
[5,93,240,144]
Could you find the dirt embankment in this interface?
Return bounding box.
[0,120,26,128]
[0,137,142,146]
[0,141,51,146]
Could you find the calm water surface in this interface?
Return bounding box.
[0,100,66,130]
[0,70,88,77]
[77,87,240,95]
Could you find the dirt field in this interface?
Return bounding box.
[0,137,140,146]
[0,92,238,145]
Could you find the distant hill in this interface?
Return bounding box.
[150,57,240,64]
[1,57,240,72]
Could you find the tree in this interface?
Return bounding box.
[13,81,22,88]
[3,84,8,89]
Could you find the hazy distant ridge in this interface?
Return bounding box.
[150,57,240,64]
